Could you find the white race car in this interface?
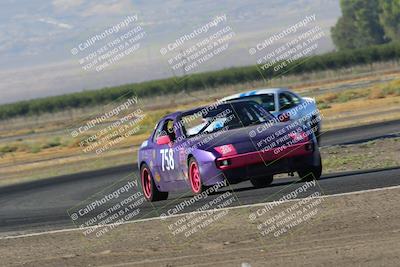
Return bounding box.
[221,88,321,143]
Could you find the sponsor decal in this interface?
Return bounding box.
[179,149,186,165]
[155,172,161,182]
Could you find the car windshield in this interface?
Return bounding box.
[230,93,275,112]
[180,101,274,137]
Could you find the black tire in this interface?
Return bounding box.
[250,175,274,188]
[140,164,168,202]
[297,158,322,182]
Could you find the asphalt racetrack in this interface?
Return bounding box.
[0,120,399,236]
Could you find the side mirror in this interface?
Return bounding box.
[156,135,171,145]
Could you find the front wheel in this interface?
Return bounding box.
[250,175,274,188]
[140,164,168,202]
[188,158,206,194]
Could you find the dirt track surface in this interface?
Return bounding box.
[2,187,400,267]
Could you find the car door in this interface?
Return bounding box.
[286,91,304,118]
[277,91,301,120]
[150,119,167,183]
[153,118,180,183]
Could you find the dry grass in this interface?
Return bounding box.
[318,92,339,103]
[368,79,400,99]
[320,100,400,131]
[1,67,400,186]
[315,78,400,112]
[317,88,369,105]
[321,138,400,173]
[368,88,386,99]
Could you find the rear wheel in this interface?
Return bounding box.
[188,158,206,194]
[297,158,322,182]
[250,175,274,188]
[140,164,168,202]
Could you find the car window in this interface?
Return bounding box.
[279,92,296,110]
[165,120,176,141]
[153,121,165,142]
[286,92,301,105]
[259,94,276,111]
[153,119,176,142]
[239,105,268,124]
[229,94,275,111]
[180,101,273,137]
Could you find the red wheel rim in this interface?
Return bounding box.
[189,161,201,193]
[141,168,152,199]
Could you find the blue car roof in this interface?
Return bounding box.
[220,88,289,101]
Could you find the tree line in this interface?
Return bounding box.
[0,41,400,120]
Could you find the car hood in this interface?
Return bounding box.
[179,122,306,156]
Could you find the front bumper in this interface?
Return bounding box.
[214,142,316,184]
[215,141,313,170]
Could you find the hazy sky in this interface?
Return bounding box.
[0,0,341,104]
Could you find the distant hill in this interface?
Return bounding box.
[0,0,341,104]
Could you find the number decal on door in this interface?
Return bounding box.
[160,148,174,171]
